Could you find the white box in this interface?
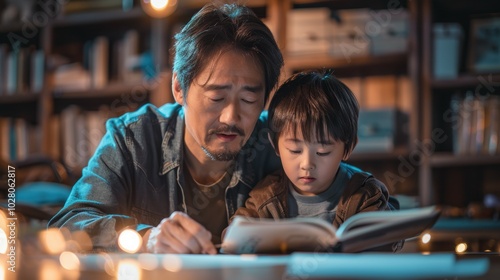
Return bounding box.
[433,23,463,79]
[287,8,331,55]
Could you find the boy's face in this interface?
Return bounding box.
[276,127,345,196]
[173,49,266,162]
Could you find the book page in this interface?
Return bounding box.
[221,216,338,254]
[336,206,440,252]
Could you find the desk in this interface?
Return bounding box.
[1,252,499,279]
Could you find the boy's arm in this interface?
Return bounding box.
[334,175,404,252]
[222,171,286,240]
[334,176,390,228]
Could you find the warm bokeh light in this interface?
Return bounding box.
[118,229,142,254]
[0,210,7,230]
[100,253,116,276]
[141,0,177,18]
[455,242,468,253]
[162,255,182,272]
[39,260,63,280]
[138,253,159,270]
[1,263,5,280]
[117,259,141,280]
[59,251,81,270]
[151,0,168,10]
[39,228,67,255]
[0,229,7,254]
[69,231,93,252]
[421,233,431,244]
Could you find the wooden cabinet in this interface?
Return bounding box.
[0,4,172,176]
[281,0,421,199]
[419,0,500,207]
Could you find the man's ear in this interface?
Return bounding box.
[267,132,280,156]
[172,72,184,105]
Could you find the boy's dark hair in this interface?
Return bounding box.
[268,70,359,158]
[173,3,284,104]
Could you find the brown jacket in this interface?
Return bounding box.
[227,169,403,252]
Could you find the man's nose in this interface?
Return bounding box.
[220,101,240,125]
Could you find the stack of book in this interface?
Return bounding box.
[451,92,500,155]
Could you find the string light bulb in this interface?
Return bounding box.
[141,0,178,18]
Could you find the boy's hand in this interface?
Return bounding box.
[143,211,217,254]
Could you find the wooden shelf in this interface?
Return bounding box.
[429,153,500,167]
[184,0,268,8]
[52,7,146,27]
[53,83,148,100]
[0,94,39,104]
[348,147,409,161]
[293,0,407,9]
[0,22,24,33]
[285,52,408,76]
[431,74,500,89]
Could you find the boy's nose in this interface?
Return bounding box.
[301,155,316,170]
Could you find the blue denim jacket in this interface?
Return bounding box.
[48,103,280,250]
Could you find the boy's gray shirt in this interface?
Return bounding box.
[48,103,280,251]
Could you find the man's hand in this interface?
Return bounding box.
[142,211,217,254]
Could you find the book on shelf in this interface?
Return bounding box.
[91,36,109,89]
[63,0,125,14]
[484,96,500,155]
[59,105,112,173]
[0,117,40,162]
[451,93,500,155]
[0,45,7,95]
[30,49,45,93]
[6,51,18,95]
[221,206,440,254]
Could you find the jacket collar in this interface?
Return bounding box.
[158,104,255,188]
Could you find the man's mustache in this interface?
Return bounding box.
[209,125,244,136]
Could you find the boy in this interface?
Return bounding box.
[230,70,399,243]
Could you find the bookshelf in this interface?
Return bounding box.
[1,0,498,210]
[419,0,500,207]
[282,0,420,198]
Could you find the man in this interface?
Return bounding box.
[48,3,283,254]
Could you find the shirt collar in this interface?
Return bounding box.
[158,106,254,188]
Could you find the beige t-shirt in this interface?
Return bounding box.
[182,165,233,245]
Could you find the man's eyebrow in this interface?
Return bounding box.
[243,84,264,92]
[203,84,264,92]
[204,84,231,91]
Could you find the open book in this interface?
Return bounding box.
[221,206,440,254]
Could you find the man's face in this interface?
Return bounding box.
[174,49,265,162]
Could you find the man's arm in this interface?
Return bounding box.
[47,117,141,251]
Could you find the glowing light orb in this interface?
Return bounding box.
[118,229,142,254]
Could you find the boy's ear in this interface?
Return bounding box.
[342,152,351,161]
[267,132,280,156]
[172,73,184,105]
[343,137,357,161]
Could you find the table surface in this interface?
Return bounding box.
[1,252,499,280]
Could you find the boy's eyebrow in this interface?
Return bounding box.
[284,138,303,143]
[284,138,335,145]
